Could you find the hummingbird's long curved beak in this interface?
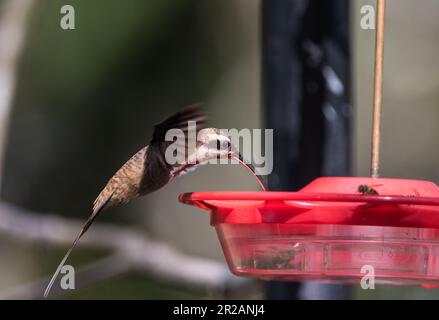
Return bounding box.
[229,150,267,191]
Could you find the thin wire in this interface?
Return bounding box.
[370,0,386,178]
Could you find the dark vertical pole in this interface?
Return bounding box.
[262,0,352,299]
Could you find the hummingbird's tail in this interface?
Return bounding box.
[43,194,113,298]
[43,229,83,298]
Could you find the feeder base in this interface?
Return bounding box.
[217,223,439,287]
[180,177,439,287]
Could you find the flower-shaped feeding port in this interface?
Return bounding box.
[179,177,439,286]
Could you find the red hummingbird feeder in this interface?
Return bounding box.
[180,178,439,286]
[179,0,439,287]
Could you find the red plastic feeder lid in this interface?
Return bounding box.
[179,177,439,287]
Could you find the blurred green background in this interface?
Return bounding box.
[0,0,438,299]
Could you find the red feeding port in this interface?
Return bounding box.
[179,177,439,287]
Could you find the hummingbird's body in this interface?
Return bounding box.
[93,146,167,214]
[44,105,264,298]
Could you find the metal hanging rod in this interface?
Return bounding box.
[370,0,386,178]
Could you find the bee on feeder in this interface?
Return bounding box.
[357,184,380,195]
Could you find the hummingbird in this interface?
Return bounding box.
[44,104,265,298]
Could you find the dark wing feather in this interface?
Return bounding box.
[150,104,206,168]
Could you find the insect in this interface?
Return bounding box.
[357,184,380,195]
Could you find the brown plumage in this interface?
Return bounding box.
[44,105,265,298]
[44,105,205,298]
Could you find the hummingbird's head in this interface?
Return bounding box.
[184,127,266,190]
[195,128,232,162]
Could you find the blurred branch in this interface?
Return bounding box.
[0,0,35,189]
[0,254,132,299]
[0,201,251,299]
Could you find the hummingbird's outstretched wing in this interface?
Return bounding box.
[149,103,206,168]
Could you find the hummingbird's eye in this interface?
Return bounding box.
[220,139,231,149]
[212,138,230,150]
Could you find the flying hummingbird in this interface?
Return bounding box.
[44,104,265,298]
